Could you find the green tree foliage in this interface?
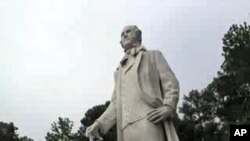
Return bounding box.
[178,87,223,141]
[209,22,250,140]
[215,22,250,124]
[78,101,117,141]
[0,122,19,141]
[45,117,76,141]
[0,121,34,141]
[221,22,250,82]
[44,102,116,141]
[19,136,34,141]
[177,22,250,141]
[174,117,195,141]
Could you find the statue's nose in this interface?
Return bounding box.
[123,34,128,39]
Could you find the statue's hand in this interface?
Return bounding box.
[85,122,103,140]
[147,106,174,124]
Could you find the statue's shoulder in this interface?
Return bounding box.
[143,49,162,58]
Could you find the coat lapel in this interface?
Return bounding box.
[134,50,143,72]
[133,45,146,73]
[120,45,146,74]
[123,49,143,74]
[123,58,135,73]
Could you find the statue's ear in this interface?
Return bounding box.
[135,30,142,43]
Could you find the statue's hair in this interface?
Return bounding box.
[131,25,142,43]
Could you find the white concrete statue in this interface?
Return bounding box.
[86,25,180,141]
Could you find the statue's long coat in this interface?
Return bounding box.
[97,47,179,141]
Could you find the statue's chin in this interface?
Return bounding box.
[121,40,140,50]
[121,43,133,50]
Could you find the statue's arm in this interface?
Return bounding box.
[96,73,117,134]
[154,50,179,111]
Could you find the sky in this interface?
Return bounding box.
[0,0,250,140]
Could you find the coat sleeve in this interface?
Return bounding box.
[96,72,117,134]
[154,50,179,110]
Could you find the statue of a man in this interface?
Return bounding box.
[86,25,180,141]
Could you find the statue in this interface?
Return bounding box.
[85,25,180,141]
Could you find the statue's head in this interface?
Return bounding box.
[120,25,142,50]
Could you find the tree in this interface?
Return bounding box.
[207,22,250,140]
[174,116,196,141]
[45,117,76,141]
[0,122,19,141]
[0,121,34,141]
[78,101,117,141]
[19,136,34,141]
[222,22,250,83]
[217,22,250,124]
[45,102,117,141]
[177,22,250,141]
[178,87,223,141]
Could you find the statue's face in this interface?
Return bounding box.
[120,26,138,50]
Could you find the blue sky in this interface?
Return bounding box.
[0,0,250,140]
